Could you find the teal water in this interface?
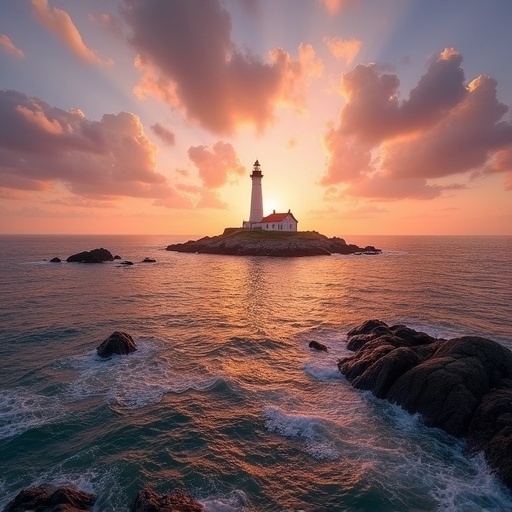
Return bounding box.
[0,235,511,511]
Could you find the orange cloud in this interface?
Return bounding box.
[0,90,192,208]
[320,0,350,15]
[122,0,322,134]
[324,37,361,64]
[321,48,512,199]
[31,0,109,65]
[0,34,25,58]
[188,141,245,188]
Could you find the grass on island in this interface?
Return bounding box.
[220,228,328,240]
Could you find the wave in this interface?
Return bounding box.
[263,405,340,461]
[0,387,68,440]
[60,342,224,410]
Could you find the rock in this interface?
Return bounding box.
[142,257,156,263]
[50,257,61,263]
[130,487,204,512]
[309,340,328,351]
[121,261,134,265]
[96,331,138,358]
[3,485,95,512]
[66,248,114,263]
[338,320,512,490]
[166,230,381,258]
[114,255,122,260]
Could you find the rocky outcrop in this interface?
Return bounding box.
[2,485,203,512]
[142,257,156,263]
[66,248,114,263]
[96,331,138,358]
[50,257,61,263]
[166,230,380,257]
[338,320,512,487]
[3,485,95,512]
[309,340,328,351]
[130,487,204,512]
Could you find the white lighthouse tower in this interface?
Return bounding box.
[248,159,264,223]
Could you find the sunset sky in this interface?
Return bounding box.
[1,0,512,236]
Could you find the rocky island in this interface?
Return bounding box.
[166,229,381,257]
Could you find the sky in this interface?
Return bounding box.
[1,0,512,236]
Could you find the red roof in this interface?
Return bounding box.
[260,211,297,223]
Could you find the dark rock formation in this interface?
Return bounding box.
[130,487,204,512]
[114,255,122,260]
[338,320,512,487]
[66,248,114,263]
[142,257,156,263]
[50,257,61,263]
[3,485,95,512]
[166,230,381,258]
[96,331,138,358]
[309,340,328,352]
[121,261,134,265]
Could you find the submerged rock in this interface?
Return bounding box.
[339,320,512,488]
[130,487,204,512]
[96,331,138,357]
[66,248,114,263]
[142,257,156,263]
[3,485,95,512]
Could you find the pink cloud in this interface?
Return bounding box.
[0,34,25,58]
[151,123,175,146]
[324,37,361,64]
[31,0,109,65]
[122,0,322,134]
[0,90,192,208]
[188,141,245,188]
[320,0,351,15]
[89,12,123,37]
[321,48,512,199]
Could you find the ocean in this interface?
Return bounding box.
[0,234,511,511]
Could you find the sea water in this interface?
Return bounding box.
[0,234,511,511]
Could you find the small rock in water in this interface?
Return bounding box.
[309,340,328,351]
[96,331,138,358]
[142,257,156,263]
[50,257,61,263]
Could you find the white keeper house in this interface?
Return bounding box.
[242,160,298,232]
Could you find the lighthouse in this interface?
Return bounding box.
[242,159,299,231]
[248,160,264,223]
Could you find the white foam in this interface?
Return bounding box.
[62,340,222,410]
[263,405,340,461]
[302,360,342,382]
[0,388,67,440]
[201,489,250,512]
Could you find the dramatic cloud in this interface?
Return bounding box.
[31,0,109,65]
[122,0,322,134]
[188,141,245,188]
[0,90,192,207]
[0,34,25,59]
[324,37,361,64]
[321,48,512,199]
[151,123,175,146]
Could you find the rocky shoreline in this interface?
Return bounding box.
[338,320,512,488]
[166,229,381,257]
